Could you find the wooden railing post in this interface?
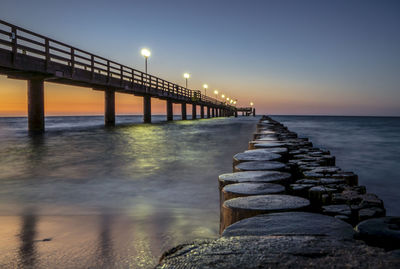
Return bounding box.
[120,65,123,86]
[45,39,50,71]
[11,26,17,65]
[70,48,75,78]
[107,60,110,84]
[91,55,94,80]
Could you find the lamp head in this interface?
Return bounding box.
[141,48,151,58]
[183,73,190,79]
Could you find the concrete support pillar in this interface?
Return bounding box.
[207,106,211,118]
[143,95,151,123]
[253,108,256,117]
[192,104,197,119]
[104,90,115,126]
[28,78,45,133]
[181,103,187,120]
[235,110,238,117]
[200,105,204,118]
[212,108,215,117]
[167,100,173,121]
[216,108,219,117]
[242,111,244,116]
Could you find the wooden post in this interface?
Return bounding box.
[200,105,205,118]
[143,95,151,123]
[207,106,211,118]
[28,78,45,133]
[167,100,173,121]
[181,103,187,120]
[192,104,197,119]
[105,90,115,126]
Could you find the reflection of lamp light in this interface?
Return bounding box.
[183,73,190,88]
[203,84,208,96]
[140,48,151,73]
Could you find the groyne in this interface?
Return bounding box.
[156,115,400,268]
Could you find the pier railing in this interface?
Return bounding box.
[0,19,229,107]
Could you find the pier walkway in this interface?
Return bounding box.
[0,20,249,132]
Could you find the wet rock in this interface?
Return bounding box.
[252,142,287,150]
[320,178,345,185]
[218,171,292,190]
[308,186,337,205]
[358,207,386,222]
[322,204,352,216]
[157,235,400,268]
[221,195,310,233]
[233,151,281,166]
[234,161,286,172]
[332,172,358,186]
[303,171,325,179]
[222,212,355,239]
[359,193,384,209]
[244,147,288,155]
[356,217,400,250]
[310,166,341,174]
[222,182,285,203]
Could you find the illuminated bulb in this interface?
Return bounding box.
[221,94,225,98]
[183,73,190,79]
[203,84,208,89]
[214,90,219,95]
[141,48,151,58]
[250,102,254,106]
[226,97,230,101]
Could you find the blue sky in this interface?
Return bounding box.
[1,0,399,115]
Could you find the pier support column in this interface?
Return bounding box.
[207,106,211,118]
[253,108,256,117]
[181,103,187,120]
[242,111,244,116]
[212,108,215,117]
[167,100,173,121]
[200,105,204,118]
[216,108,219,117]
[235,110,238,117]
[143,95,151,123]
[28,78,45,133]
[192,104,197,119]
[104,90,115,126]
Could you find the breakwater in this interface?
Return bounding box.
[156,115,400,268]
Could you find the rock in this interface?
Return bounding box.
[303,171,325,179]
[234,161,286,172]
[233,151,282,166]
[289,184,314,197]
[218,171,292,190]
[222,182,285,203]
[221,195,310,233]
[310,166,341,174]
[332,172,358,186]
[320,178,345,185]
[322,204,352,216]
[358,207,386,222]
[359,193,384,209]
[222,212,355,240]
[308,186,337,205]
[356,216,400,250]
[157,235,400,268]
[244,147,288,155]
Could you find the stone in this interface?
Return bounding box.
[218,171,292,190]
[157,235,400,268]
[359,193,384,209]
[221,195,310,233]
[320,178,345,185]
[244,147,288,155]
[322,204,352,216]
[308,186,337,204]
[234,161,286,172]
[222,183,285,203]
[222,212,355,239]
[252,142,287,150]
[233,151,282,166]
[310,166,341,174]
[358,207,386,222]
[289,184,314,197]
[356,217,400,250]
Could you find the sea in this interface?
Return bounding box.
[0,115,398,268]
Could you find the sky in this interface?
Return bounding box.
[0,0,399,116]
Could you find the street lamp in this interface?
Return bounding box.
[203,84,208,96]
[221,94,225,99]
[250,102,254,106]
[140,48,151,73]
[183,73,190,88]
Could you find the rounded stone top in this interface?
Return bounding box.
[245,148,288,155]
[223,194,310,212]
[254,142,287,149]
[233,151,281,163]
[222,183,285,196]
[218,171,291,186]
[222,212,354,239]
[235,161,286,172]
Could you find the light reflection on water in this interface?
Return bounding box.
[0,115,258,268]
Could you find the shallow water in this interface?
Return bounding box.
[272,115,400,216]
[0,115,399,268]
[0,115,258,268]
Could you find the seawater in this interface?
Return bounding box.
[0,115,258,268]
[0,115,399,268]
[272,115,400,216]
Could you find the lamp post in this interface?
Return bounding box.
[214,90,219,100]
[140,48,151,73]
[183,73,190,89]
[203,84,208,96]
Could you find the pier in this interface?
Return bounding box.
[157,115,400,268]
[0,20,251,133]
